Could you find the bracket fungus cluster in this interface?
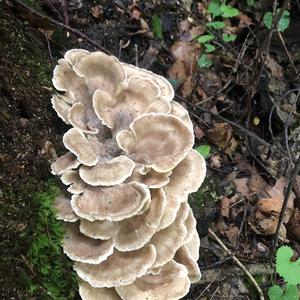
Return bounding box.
[51,49,206,300]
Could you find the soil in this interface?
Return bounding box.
[0,2,64,297]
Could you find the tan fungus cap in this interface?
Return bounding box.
[74,244,156,288]
[79,156,135,186]
[53,193,78,222]
[114,189,166,251]
[51,151,80,175]
[175,245,201,283]
[116,260,190,300]
[71,182,150,222]
[80,219,120,240]
[116,113,194,173]
[79,282,121,300]
[63,223,114,264]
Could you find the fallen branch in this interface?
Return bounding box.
[208,228,265,300]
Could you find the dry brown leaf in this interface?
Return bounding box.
[206,123,233,149]
[90,5,103,19]
[258,217,278,235]
[265,55,283,80]
[194,125,205,140]
[206,123,238,155]
[189,25,206,39]
[171,41,200,76]
[265,177,295,206]
[233,177,250,197]
[181,75,193,98]
[220,196,230,217]
[257,197,283,216]
[224,224,239,244]
[247,172,267,194]
[238,13,254,28]
[210,154,222,168]
[287,208,300,241]
[168,59,188,81]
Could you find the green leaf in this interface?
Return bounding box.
[222,33,237,42]
[268,285,283,300]
[263,12,273,30]
[207,21,225,29]
[220,4,240,18]
[247,0,255,6]
[198,54,212,68]
[205,43,216,53]
[152,15,163,39]
[196,145,211,159]
[276,246,300,285]
[263,9,290,32]
[283,285,299,300]
[197,34,215,44]
[207,0,222,18]
[278,10,290,32]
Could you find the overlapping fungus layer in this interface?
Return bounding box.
[51,49,206,300]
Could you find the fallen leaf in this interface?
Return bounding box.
[168,59,188,81]
[220,196,230,217]
[171,41,200,76]
[233,177,250,197]
[181,75,193,98]
[194,125,205,140]
[238,13,254,28]
[90,5,103,19]
[265,177,295,206]
[206,122,238,155]
[265,55,283,80]
[224,224,239,244]
[210,154,222,168]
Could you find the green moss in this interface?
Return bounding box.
[25,181,77,299]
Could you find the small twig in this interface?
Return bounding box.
[134,44,138,66]
[272,155,300,255]
[277,31,298,76]
[44,31,54,67]
[176,94,273,149]
[208,228,265,300]
[196,271,222,299]
[10,0,111,55]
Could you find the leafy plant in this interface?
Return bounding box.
[26,181,77,299]
[196,145,211,159]
[197,0,240,68]
[268,246,300,300]
[152,15,163,39]
[263,9,290,32]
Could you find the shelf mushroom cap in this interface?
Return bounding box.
[51,151,80,176]
[74,244,156,288]
[114,189,166,251]
[79,156,135,186]
[71,182,150,222]
[116,260,190,300]
[93,76,170,131]
[175,245,201,283]
[62,223,114,264]
[121,62,174,101]
[116,113,194,173]
[53,194,78,222]
[79,282,121,300]
[79,219,120,240]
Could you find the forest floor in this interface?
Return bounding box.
[1,0,300,299]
